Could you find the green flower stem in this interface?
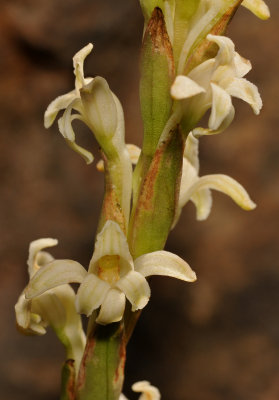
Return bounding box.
[76,322,126,400]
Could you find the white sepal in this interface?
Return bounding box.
[171,75,205,100]
[116,271,151,312]
[96,288,126,325]
[134,251,197,282]
[26,260,87,299]
[44,91,76,129]
[76,274,110,317]
[241,0,270,20]
[80,77,118,139]
[209,83,233,130]
[89,221,133,275]
[183,174,256,211]
[226,78,262,115]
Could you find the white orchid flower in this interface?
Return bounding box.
[26,221,196,326]
[171,34,262,135]
[172,132,256,226]
[44,44,132,227]
[44,43,127,164]
[15,239,86,374]
[120,381,161,400]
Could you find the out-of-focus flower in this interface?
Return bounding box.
[26,221,196,325]
[120,381,160,400]
[172,132,256,226]
[171,34,262,134]
[15,239,86,372]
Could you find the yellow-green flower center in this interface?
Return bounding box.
[98,255,120,286]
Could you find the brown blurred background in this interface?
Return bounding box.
[0,1,278,399]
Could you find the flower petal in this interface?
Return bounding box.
[191,188,213,221]
[241,0,270,20]
[76,274,110,317]
[116,271,150,312]
[27,238,58,277]
[15,293,31,329]
[226,77,262,115]
[132,381,161,400]
[73,43,94,89]
[80,77,118,139]
[209,83,233,130]
[234,52,252,78]
[44,91,76,129]
[58,100,94,164]
[171,75,205,100]
[184,174,256,211]
[193,106,235,138]
[184,132,199,172]
[96,288,126,325]
[58,99,83,141]
[89,221,133,275]
[207,34,235,66]
[134,250,196,282]
[26,260,87,299]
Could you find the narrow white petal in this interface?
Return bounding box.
[26,260,87,299]
[28,238,58,277]
[58,99,83,141]
[44,91,76,129]
[193,106,235,138]
[188,59,216,89]
[73,43,94,89]
[15,293,31,329]
[207,34,235,66]
[65,137,94,165]
[209,83,233,130]
[132,381,161,400]
[171,75,205,100]
[184,132,199,172]
[116,271,150,311]
[234,52,252,78]
[226,78,262,115]
[76,274,110,317]
[134,251,197,282]
[179,159,199,209]
[191,188,213,221]
[89,221,133,275]
[96,288,126,325]
[185,174,256,212]
[58,99,94,164]
[242,0,270,20]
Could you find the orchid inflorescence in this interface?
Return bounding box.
[15,1,269,399]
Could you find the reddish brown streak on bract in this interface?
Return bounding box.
[65,359,76,400]
[136,140,165,213]
[77,336,96,392]
[113,332,126,385]
[146,7,174,78]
